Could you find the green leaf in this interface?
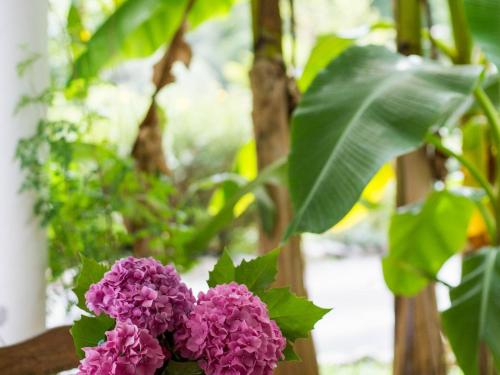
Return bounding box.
[465,0,500,68]
[188,0,238,29]
[117,0,187,60]
[283,341,301,361]
[255,186,277,234]
[71,0,187,82]
[383,190,474,296]
[67,1,86,57]
[260,287,331,341]
[207,248,279,294]
[70,314,115,358]
[186,158,287,254]
[298,34,353,91]
[287,45,481,237]
[442,248,500,375]
[73,256,109,311]
[164,361,203,375]
[235,248,280,293]
[207,250,236,287]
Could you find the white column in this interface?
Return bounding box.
[0,0,48,345]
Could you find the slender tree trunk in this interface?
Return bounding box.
[250,1,319,374]
[128,11,192,257]
[393,1,446,375]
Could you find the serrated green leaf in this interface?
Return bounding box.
[70,314,115,358]
[234,248,280,293]
[73,256,109,311]
[207,250,235,287]
[283,341,301,361]
[442,248,500,375]
[383,190,474,296]
[164,361,203,375]
[260,287,331,341]
[286,45,481,238]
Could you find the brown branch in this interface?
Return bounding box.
[128,1,195,257]
[0,325,78,375]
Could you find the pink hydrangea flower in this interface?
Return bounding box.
[77,322,166,375]
[175,282,286,375]
[85,257,195,336]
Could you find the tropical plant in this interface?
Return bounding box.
[285,0,500,374]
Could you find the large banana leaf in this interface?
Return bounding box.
[442,247,500,375]
[188,0,238,29]
[465,0,500,69]
[383,190,474,296]
[71,0,188,82]
[298,34,353,92]
[286,45,481,237]
[71,0,239,82]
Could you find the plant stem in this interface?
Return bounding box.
[447,0,473,64]
[423,30,456,60]
[475,86,500,245]
[475,87,500,147]
[395,0,422,55]
[475,199,497,242]
[425,133,496,206]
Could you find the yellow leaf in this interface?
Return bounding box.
[332,163,394,232]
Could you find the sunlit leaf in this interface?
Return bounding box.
[188,0,238,29]
[71,0,187,82]
[383,190,474,296]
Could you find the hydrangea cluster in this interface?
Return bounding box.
[77,257,289,375]
[77,322,165,375]
[175,282,287,375]
[85,256,195,336]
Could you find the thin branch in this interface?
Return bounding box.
[425,133,496,206]
[474,87,500,148]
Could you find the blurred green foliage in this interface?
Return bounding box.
[16,92,197,278]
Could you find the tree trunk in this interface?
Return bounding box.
[128,15,192,257]
[393,1,446,375]
[250,1,319,374]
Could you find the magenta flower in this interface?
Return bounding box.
[175,282,286,375]
[85,257,195,336]
[77,322,166,375]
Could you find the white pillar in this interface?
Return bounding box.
[0,0,48,345]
